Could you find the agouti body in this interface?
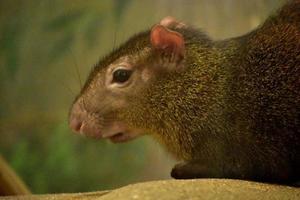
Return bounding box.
[69,1,300,184]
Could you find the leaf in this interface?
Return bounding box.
[84,15,103,47]
[49,35,74,62]
[44,11,85,32]
[0,20,21,78]
[113,0,132,24]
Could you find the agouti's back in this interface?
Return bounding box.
[226,0,300,181]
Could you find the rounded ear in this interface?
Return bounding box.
[150,24,185,61]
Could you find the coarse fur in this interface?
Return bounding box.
[70,0,299,184]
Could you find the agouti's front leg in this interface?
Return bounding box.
[171,161,220,179]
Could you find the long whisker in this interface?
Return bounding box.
[51,72,75,96]
[68,47,83,90]
[60,81,76,96]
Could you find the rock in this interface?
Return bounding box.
[1,179,299,200]
[99,179,299,200]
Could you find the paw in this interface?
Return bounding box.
[170,161,218,179]
[170,162,200,179]
[171,164,187,179]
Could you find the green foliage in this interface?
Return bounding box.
[0,1,146,193]
[2,122,147,193]
[44,11,85,32]
[113,0,132,25]
[44,11,85,61]
[0,19,22,78]
[49,35,74,61]
[83,14,104,47]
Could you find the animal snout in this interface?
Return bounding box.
[69,103,85,133]
[69,117,83,132]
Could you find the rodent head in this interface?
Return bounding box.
[69,17,211,144]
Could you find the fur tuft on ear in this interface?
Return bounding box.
[150,24,185,61]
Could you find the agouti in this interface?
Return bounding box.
[69,0,300,184]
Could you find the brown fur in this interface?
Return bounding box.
[71,0,299,184]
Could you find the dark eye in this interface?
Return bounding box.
[112,69,132,83]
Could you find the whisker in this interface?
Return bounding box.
[51,71,75,96]
[67,47,83,90]
[61,82,76,96]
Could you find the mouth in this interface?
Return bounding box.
[105,132,134,143]
[69,100,141,143]
[74,121,141,143]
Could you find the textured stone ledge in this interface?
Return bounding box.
[1,179,299,200]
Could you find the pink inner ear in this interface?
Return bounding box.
[150,25,185,57]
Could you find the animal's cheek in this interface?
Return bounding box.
[141,68,153,82]
[111,99,127,109]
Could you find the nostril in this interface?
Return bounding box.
[70,118,83,132]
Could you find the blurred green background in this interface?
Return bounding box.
[0,0,285,194]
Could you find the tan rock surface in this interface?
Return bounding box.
[1,179,299,200]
